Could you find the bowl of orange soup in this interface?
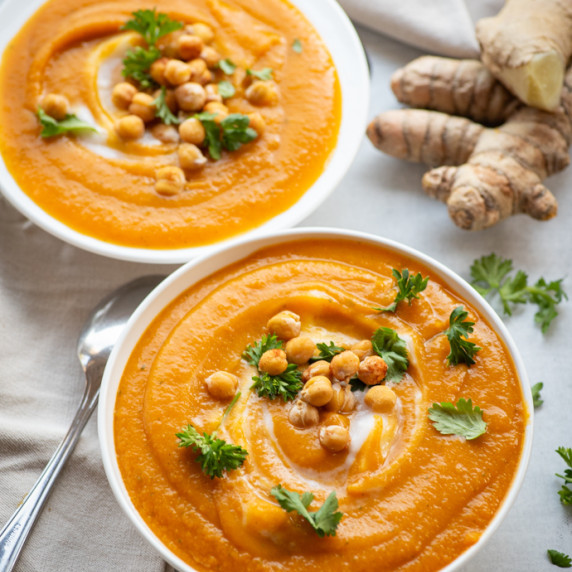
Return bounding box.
[99,227,532,572]
[0,0,367,263]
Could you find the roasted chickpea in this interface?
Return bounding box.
[285,336,316,365]
[358,355,388,386]
[205,371,238,400]
[330,350,360,382]
[115,114,144,140]
[150,57,170,85]
[190,22,215,44]
[267,310,301,340]
[364,384,397,413]
[351,339,373,361]
[111,83,137,110]
[200,46,221,69]
[324,383,356,413]
[319,425,350,453]
[128,93,156,123]
[301,360,330,382]
[197,69,213,86]
[158,30,185,58]
[203,101,228,123]
[245,80,279,106]
[177,34,203,61]
[188,58,208,83]
[204,83,222,104]
[41,93,69,121]
[178,143,207,170]
[288,399,319,428]
[258,349,288,376]
[300,376,333,407]
[247,112,265,136]
[174,82,206,112]
[179,117,206,145]
[164,59,191,86]
[155,166,186,196]
[150,123,180,144]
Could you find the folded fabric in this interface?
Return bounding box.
[338,0,504,57]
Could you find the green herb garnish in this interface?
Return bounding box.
[246,67,273,81]
[121,9,183,47]
[444,306,480,367]
[292,38,303,53]
[349,377,367,392]
[242,334,283,367]
[121,45,161,89]
[218,58,237,75]
[37,108,97,138]
[153,86,179,125]
[371,327,409,383]
[470,253,567,333]
[556,447,572,505]
[548,550,572,568]
[251,364,302,401]
[377,268,429,313]
[531,382,544,408]
[218,80,236,99]
[270,485,343,537]
[428,398,487,440]
[309,341,345,363]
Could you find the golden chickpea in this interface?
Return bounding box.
[174,82,206,112]
[190,22,215,44]
[364,385,397,413]
[319,425,350,453]
[128,92,156,123]
[158,30,184,58]
[155,166,186,196]
[302,360,330,382]
[288,399,319,428]
[204,83,222,103]
[164,59,191,86]
[245,80,279,106]
[150,57,170,86]
[267,310,301,340]
[300,376,333,407]
[205,370,238,400]
[197,69,213,86]
[111,83,137,110]
[179,117,206,145]
[285,336,316,365]
[188,58,208,82]
[41,93,69,121]
[115,114,144,140]
[351,339,373,361]
[258,349,288,376]
[203,101,228,123]
[358,355,388,386]
[247,112,265,136]
[200,46,221,69]
[178,143,207,170]
[330,350,360,382]
[324,383,356,413]
[150,123,180,144]
[177,34,203,61]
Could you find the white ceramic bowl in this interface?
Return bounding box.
[99,227,533,572]
[0,0,368,264]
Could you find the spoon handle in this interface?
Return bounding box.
[0,387,98,572]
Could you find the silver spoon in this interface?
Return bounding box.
[0,275,164,572]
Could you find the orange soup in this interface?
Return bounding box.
[114,238,527,571]
[0,0,340,249]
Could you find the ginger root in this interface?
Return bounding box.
[476,0,572,111]
[367,55,572,230]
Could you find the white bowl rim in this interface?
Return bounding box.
[0,0,369,264]
[98,226,534,572]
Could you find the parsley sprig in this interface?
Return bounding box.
[377,268,429,313]
[309,341,345,363]
[470,253,567,333]
[444,306,480,366]
[428,398,487,440]
[176,393,247,479]
[242,334,283,366]
[371,327,409,383]
[154,86,179,125]
[37,108,96,138]
[555,446,572,505]
[195,112,257,160]
[531,382,544,408]
[121,45,161,89]
[548,549,572,568]
[270,485,343,537]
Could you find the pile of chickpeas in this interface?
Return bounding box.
[205,310,399,455]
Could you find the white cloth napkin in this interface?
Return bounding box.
[338,0,504,57]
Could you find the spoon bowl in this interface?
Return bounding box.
[0,274,164,572]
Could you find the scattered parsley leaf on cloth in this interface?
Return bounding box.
[121,9,183,47]
[428,398,487,440]
[37,108,97,138]
[310,341,345,363]
[377,268,429,313]
[555,447,572,505]
[154,86,179,125]
[270,485,343,537]
[531,382,544,408]
[445,306,480,366]
[548,550,572,568]
[371,327,409,383]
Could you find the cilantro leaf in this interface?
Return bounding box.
[242,334,283,367]
[251,364,302,401]
[122,45,161,89]
[349,377,368,392]
[529,277,567,333]
[194,111,221,159]
[246,67,274,81]
[292,38,303,53]
[220,114,257,151]
[37,108,97,138]
[378,268,429,313]
[176,425,247,478]
[556,446,572,505]
[270,485,343,537]
[548,549,572,568]
[309,341,345,363]
[121,9,183,47]
[428,398,487,440]
[218,58,237,75]
[531,382,544,408]
[153,86,179,125]
[218,80,235,99]
[371,327,409,383]
[444,306,480,367]
[470,253,513,296]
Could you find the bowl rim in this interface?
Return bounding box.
[98,226,534,572]
[0,0,369,264]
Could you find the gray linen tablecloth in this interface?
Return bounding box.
[1,3,571,571]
